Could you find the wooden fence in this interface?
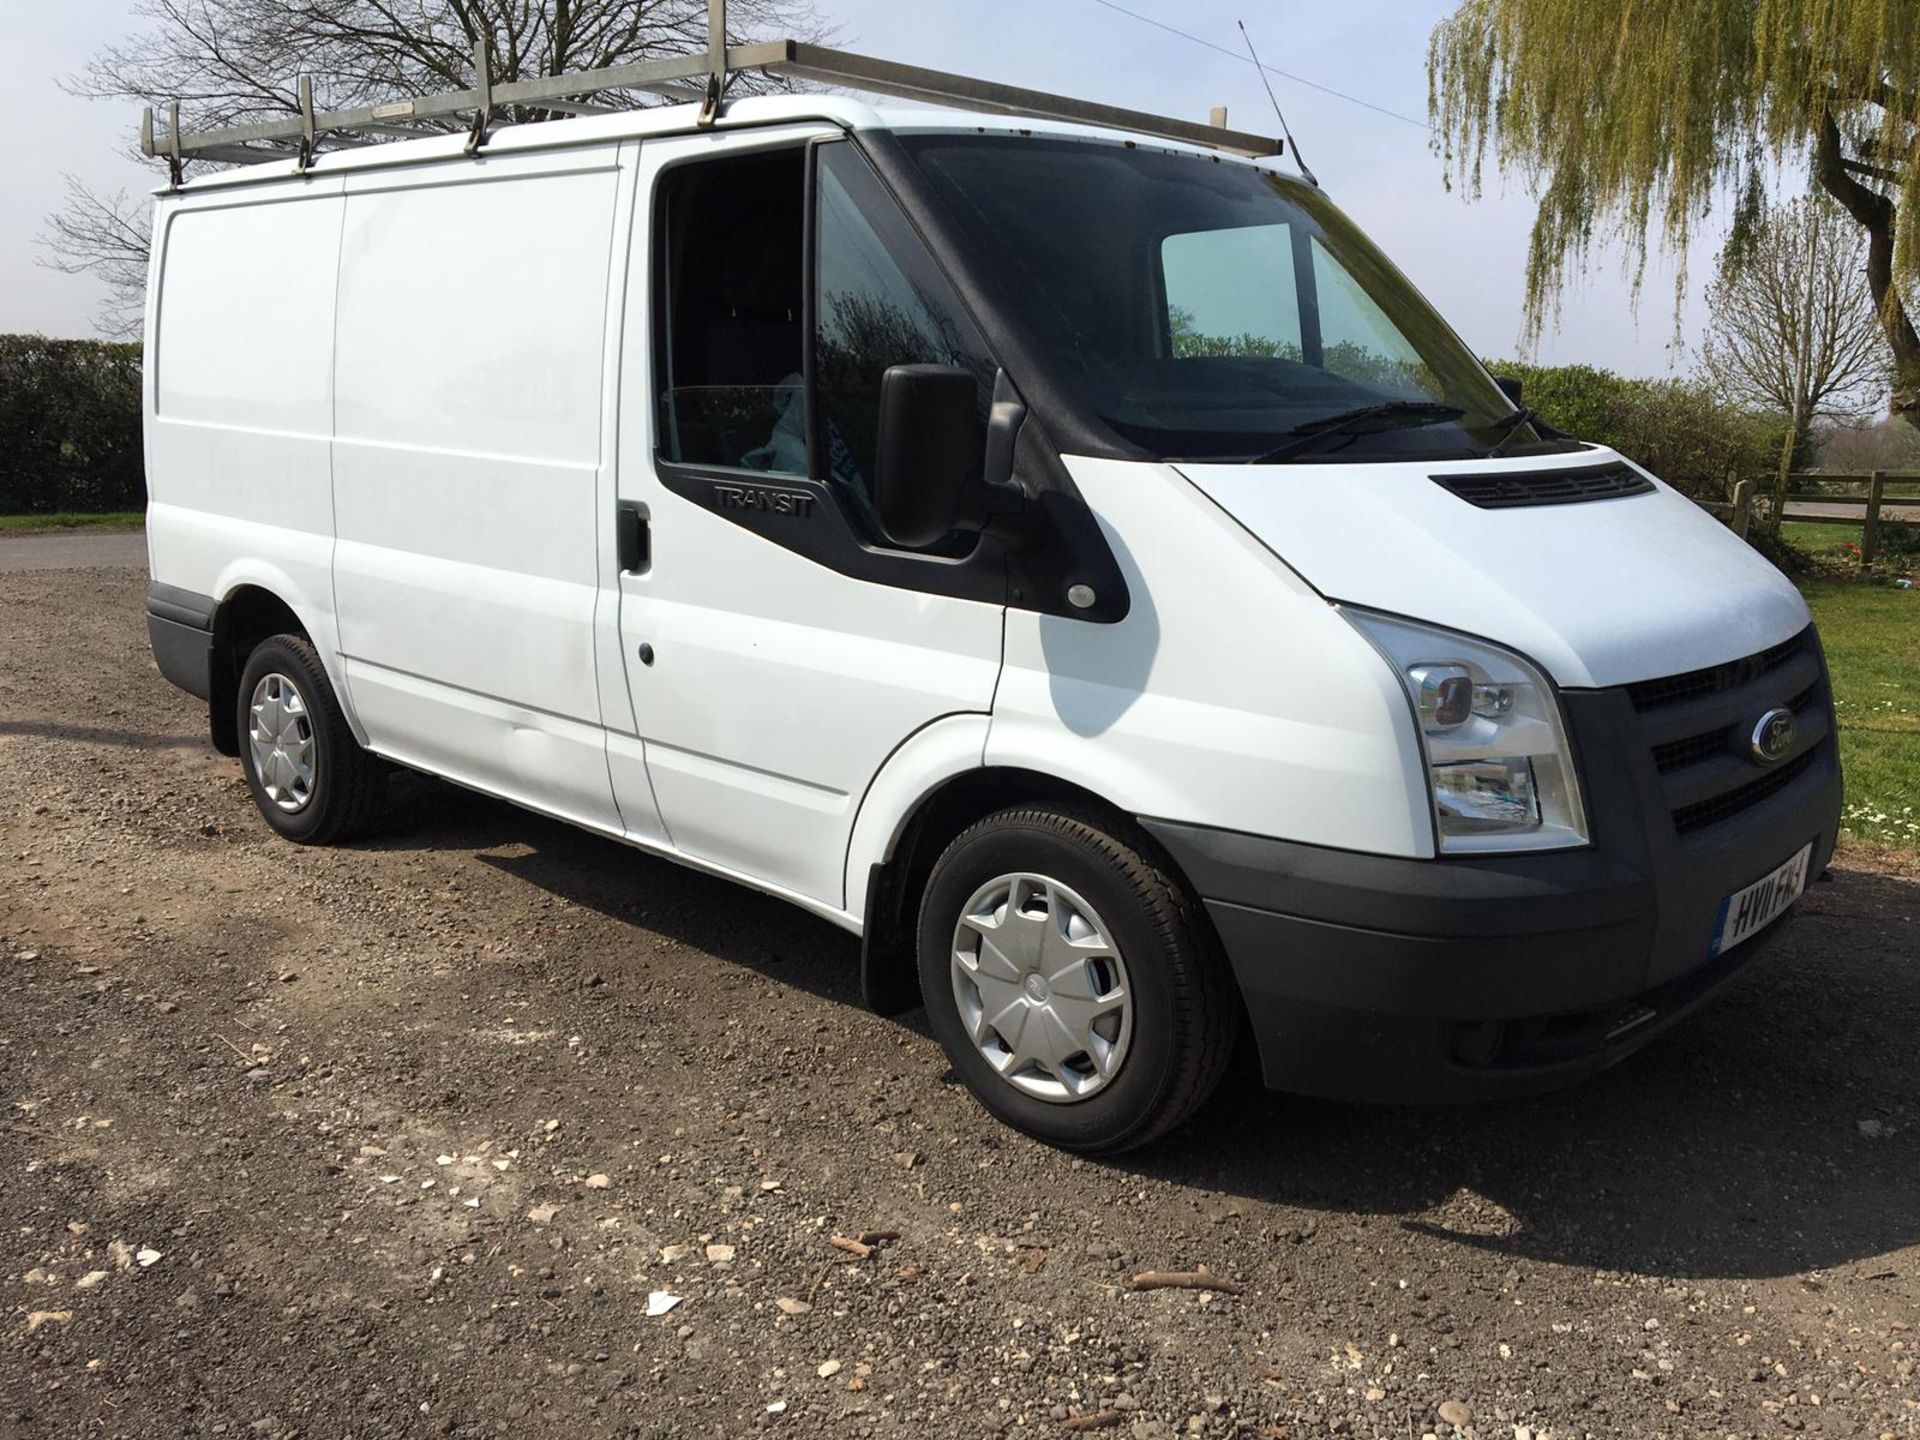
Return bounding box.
[1707,470,1920,565]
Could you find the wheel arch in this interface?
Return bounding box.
[856,761,1216,1016]
[207,579,327,756]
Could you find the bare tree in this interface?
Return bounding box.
[1817,414,1920,473]
[1699,194,1889,472]
[44,0,824,333]
[41,180,154,340]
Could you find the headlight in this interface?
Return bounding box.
[1343,608,1589,853]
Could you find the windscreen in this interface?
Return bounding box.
[900,135,1570,464]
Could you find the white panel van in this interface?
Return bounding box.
[144,88,1841,1152]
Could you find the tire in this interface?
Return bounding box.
[916,806,1236,1153]
[235,634,386,845]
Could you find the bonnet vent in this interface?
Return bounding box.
[1433,463,1655,510]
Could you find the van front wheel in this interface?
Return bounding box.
[916,807,1235,1153]
[236,634,385,845]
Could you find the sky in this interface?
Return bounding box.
[2,0,1727,376]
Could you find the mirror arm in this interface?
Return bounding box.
[982,370,1030,515]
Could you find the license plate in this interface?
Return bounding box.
[1709,843,1812,956]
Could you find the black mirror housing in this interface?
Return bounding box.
[873,364,985,549]
[1494,374,1524,405]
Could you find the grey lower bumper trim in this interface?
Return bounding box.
[146,584,216,701]
[147,581,216,630]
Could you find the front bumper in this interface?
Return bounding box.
[1144,636,1844,1103]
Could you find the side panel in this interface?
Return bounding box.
[989,456,1435,859]
[146,179,348,676]
[330,148,629,834]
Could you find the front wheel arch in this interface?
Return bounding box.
[859,767,1230,1019]
[915,804,1239,1151]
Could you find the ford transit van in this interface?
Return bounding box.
[142,65,1840,1151]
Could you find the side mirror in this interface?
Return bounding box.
[873,364,985,549]
[1494,375,1524,405]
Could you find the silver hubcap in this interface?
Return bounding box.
[247,673,316,813]
[950,873,1133,1103]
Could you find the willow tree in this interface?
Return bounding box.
[1428,0,1920,430]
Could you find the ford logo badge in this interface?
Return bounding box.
[1749,707,1798,764]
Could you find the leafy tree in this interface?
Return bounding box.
[1429,0,1920,430]
[1699,194,1888,470]
[45,0,821,335]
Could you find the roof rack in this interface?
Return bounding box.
[140,0,1282,185]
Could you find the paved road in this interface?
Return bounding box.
[0,528,148,572]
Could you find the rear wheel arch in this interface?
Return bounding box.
[858,766,1225,1016]
[234,631,387,845]
[207,586,311,756]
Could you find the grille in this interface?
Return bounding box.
[1672,749,1819,835]
[1626,632,1803,713]
[1649,681,1821,774]
[1433,463,1655,510]
[1625,629,1830,837]
[1651,729,1731,774]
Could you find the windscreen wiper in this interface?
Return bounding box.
[1482,405,1539,459]
[1243,400,1466,464]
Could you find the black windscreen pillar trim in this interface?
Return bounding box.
[802,137,825,486]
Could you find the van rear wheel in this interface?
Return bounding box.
[916,807,1236,1153]
[236,634,385,845]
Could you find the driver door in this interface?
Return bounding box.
[605,128,1006,912]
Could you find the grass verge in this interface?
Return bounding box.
[1781,520,1858,560]
[0,511,144,534]
[1780,519,1920,576]
[1803,578,1920,852]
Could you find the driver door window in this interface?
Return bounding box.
[656,139,998,552]
[813,142,992,538]
[653,147,807,476]
[651,140,991,550]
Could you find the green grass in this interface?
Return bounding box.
[1780,520,1920,579]
[0,511,144,534]
[1803,579,1920,852]
[1781,520,1860,559]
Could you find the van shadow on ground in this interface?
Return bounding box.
[370,773,1920,1285]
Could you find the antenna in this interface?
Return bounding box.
[1238,20,1317,186]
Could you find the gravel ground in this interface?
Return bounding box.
[3,566,1917,1440]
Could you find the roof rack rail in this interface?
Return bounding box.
[141,0,1282,184]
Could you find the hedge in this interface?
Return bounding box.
[0,336,145,514]
[1487,358,1788,503]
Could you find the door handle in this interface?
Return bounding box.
[617,502,650,574]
